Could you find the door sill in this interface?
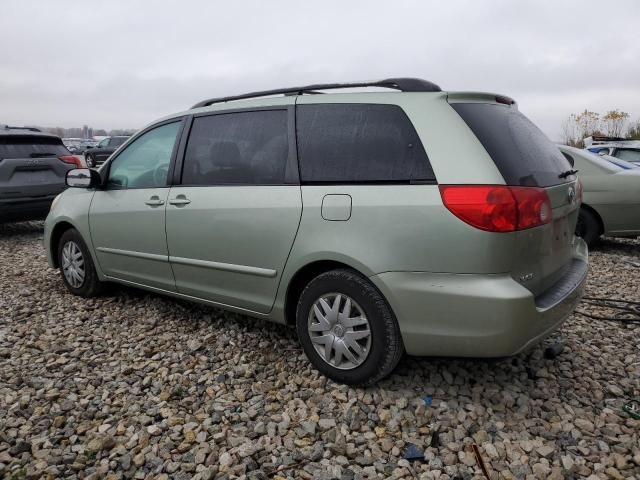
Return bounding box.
[103,274,271,319]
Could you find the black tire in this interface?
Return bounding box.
[296,269,404,385]
[575,207,602,248]
[85,154,94,168]
[57,228,105,297]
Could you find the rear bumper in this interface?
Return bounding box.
[370,239,588,357]
[0,195,58,222]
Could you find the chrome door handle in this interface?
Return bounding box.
[145,196,165,207]
[169,196,191,206]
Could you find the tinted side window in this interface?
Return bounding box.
[111,137,128,147]
[182,110,289,185]
[296,104,435,183]
[107,122,180,189]
[452,103,573,187]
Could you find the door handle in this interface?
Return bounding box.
[169,195,191,206]
[145,196,165,207]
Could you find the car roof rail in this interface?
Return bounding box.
[2,125,42,132]
[191,77,442,109]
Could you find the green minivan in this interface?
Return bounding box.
[45,78,588,384]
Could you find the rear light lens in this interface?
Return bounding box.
[58,155,83,168]
[439,185,552,233]
[510,186,552,229]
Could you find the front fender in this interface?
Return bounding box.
[44,189,102,278]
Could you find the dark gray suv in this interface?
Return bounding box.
[0,125,82,222]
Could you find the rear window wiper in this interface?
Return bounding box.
[558,169,578,179]
[29,152,59,158]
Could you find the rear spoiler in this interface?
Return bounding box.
[446,92,517,108]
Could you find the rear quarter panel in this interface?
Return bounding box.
[583,173,640,234]
[285,185,518,276]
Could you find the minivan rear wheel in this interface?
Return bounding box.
[296,269,403,385]
[57,228,104,297]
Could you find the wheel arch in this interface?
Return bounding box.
[284,260,369,326]
[580,203,605,235]
[49,220,77,268]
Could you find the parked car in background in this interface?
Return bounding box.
[1,125,82,222]
[63,137,83,151]
[68,139,99,155]
[586,141,640,165]
[601,154,639,170]
[85,136,129,168]
[559,145,640,246]
[45,78,587,384]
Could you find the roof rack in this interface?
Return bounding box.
[191,77,441,109]
[2,125,42,132]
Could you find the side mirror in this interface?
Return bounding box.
[66,168,101,188]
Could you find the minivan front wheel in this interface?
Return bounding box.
[57,228,104,297]
[296,269,403,385]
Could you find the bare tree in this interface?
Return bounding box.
[560,111,599,148]
[627,120,640,140]
[561,115,580,146]
[575,110,601,141]
[601,110,630,137]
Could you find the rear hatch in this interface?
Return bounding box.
[0,135,75,200]
[449,96,580,296]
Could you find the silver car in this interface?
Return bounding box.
[559,145,640,246]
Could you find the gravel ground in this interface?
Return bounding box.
[1,222,639,480]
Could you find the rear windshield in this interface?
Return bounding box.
[0,135,68,160]
[452,103,573,187]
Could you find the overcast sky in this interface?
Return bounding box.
[1,0,639,139]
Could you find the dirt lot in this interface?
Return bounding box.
[1,222,639,480]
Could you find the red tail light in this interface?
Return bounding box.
[58,155,83,168]
[439,185,552,233]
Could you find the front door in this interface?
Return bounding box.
[165,108,302,313]
[89,121,182,291]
